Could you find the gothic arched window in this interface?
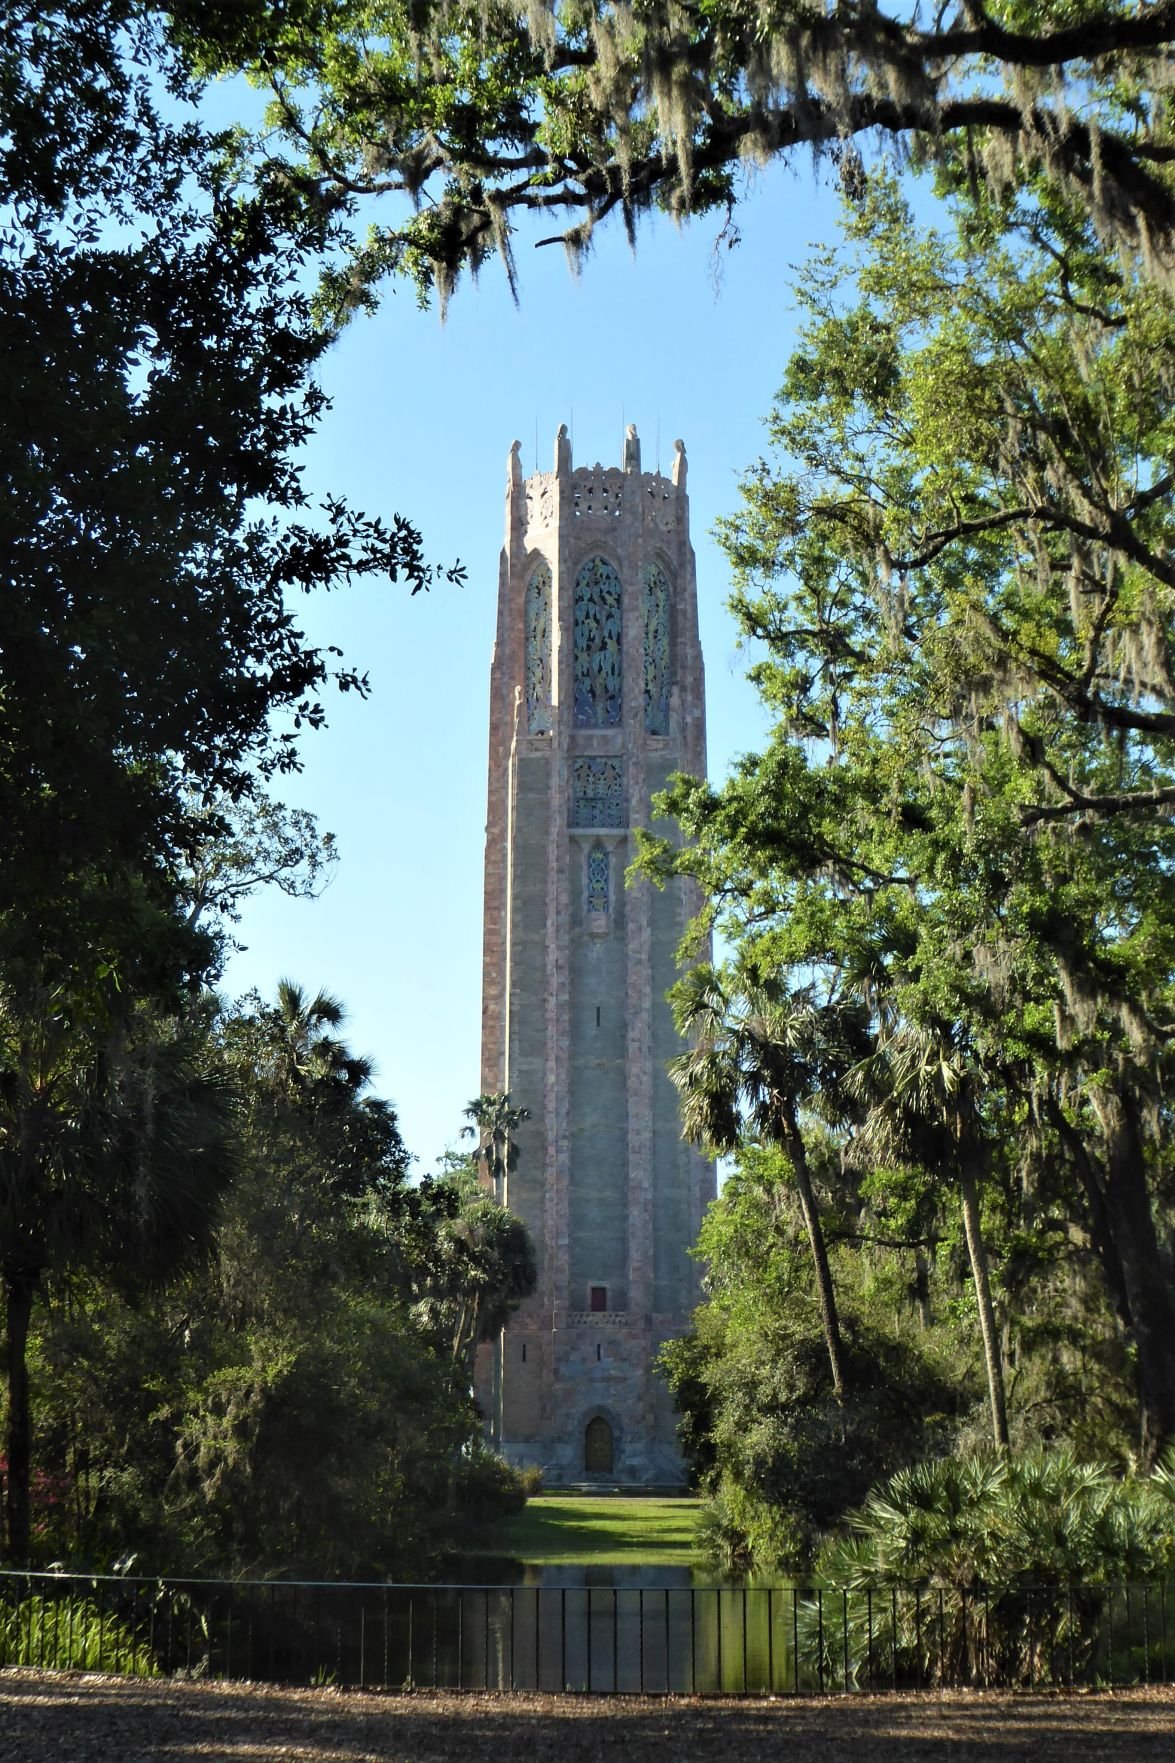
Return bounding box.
[525,561,553,733]
[642,563,671,734]
[573,556,622,726]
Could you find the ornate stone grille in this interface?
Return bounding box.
[586,842,610,913]
[570,758,625,827]
[525,562,553,733]
[573,556,622,726]
[642,562,670,734]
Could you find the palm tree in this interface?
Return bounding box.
[461,1092,530,1202]
[849,1022,1010,1450]
[273,979,373,1097]
[670,965,865,1398]
[426,1196,538,1377]
[0,990,235,1560]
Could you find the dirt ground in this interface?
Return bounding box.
[3,1672,1175,1763]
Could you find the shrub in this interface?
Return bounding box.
[450,1448,529,1526]
[0,1591,155,1674]
[791,1448,1175,1688]
[817,1447,1175,1589]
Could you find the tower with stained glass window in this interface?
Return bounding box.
[478,425,715,1483]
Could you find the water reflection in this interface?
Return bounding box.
[421,1569,803,1693]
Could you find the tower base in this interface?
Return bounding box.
[481,1314,689,1487]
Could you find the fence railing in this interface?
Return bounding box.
[0,1570,1171,1695]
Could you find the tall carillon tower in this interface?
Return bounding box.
[479,424,715,1484]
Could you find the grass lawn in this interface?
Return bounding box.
[478,1493,703,1566]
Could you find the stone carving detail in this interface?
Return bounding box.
[525,472,557,528]
[623,423,641,474]
[573,556,622,726]
[572,471,623,518]
[525,561,553,733]
[642,562,671,735]
[586,841,610,914]
[671,438,687,489]
[571,758,625,827]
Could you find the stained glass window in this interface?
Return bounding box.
[586,843,610,914]
[642,562,670,734]
[571,758,625,827]
[525,562,553,733]
[573,556,622,726]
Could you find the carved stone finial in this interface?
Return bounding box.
[555,423,571,477]
[671,438,687,489]
[508,439,522,493]
[623,423,641,475]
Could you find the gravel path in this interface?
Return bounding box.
[3,1672,1175,1762]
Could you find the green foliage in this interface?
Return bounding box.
[2,3,451,1008]
[180,795,340,950]
[460,1093,530,1194]
[820,1449,1175,1590]
[799,1448,1175,1688]
[449,1446,529,1531]
[0,995,237,1558]
[0,0,458,1560]
[662,1156,969,1570]
[0,1591,154,1674]
[642,163,1175,1548]
[174,0,1175,307]
[408,1146,537,1376]
[19,990,530,1579]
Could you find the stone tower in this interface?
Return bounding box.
[478,424,715,1485]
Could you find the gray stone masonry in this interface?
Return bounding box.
[477,427,715,1484]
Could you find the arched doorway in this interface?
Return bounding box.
[584,1416,614,1473]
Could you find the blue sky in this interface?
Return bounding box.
[222,156,841,1174]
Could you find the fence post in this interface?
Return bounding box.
[639,1589,644,1694]
[767,1588,774,1696]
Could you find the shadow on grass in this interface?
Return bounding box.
[474,1495,702,1568]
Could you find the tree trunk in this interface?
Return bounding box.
[785,1119,847,1397]
[4,1269,36,1563]
[913,1250,932,1331]
[1045,1095,1134,1333]
[1094,1086,1175,1469]
[958,1168,1010,1450]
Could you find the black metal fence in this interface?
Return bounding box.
[0,1570,1171,1695]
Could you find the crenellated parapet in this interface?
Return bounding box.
[509,425,687,537]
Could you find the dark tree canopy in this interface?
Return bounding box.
[2,0,461,1011]
[176,0,1175,307]
[0,2,461,1562]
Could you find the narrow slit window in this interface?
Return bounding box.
[587,843,610,913]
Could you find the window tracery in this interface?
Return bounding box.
[586,842,610,914]
[573,556,622,726]
[525,561,553,733]
[571,758,625,827]
[642,562,670,734]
